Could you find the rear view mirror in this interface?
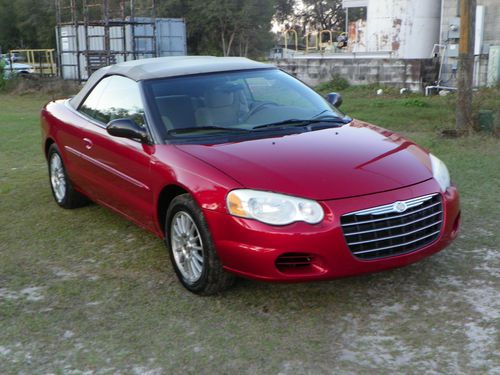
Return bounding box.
[326,92,343,108]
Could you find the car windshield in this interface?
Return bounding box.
[143,69,349,142]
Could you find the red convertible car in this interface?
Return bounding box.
[41,56,460,294]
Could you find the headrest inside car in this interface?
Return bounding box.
[205,89,235,108]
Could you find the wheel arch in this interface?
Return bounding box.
[44,138,55,159]
[157,184,189,235]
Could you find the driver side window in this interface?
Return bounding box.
[79,75,145,126]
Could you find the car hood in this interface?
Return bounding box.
[175,120,433,200]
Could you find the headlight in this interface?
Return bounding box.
[430,154,451,192]
[226,189,324,225]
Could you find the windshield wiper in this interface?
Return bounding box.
[166,117,352,136]
[167,126,251,135]
[252,116,351,131]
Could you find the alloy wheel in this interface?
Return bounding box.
[50,153,66,202]
[170,211,204,283]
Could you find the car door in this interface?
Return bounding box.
[74,75,156,230]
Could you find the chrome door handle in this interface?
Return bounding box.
[83,138,93,150]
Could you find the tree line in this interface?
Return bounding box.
[0,0,55,54]
[0,0,346,57]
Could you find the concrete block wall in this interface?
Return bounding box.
[274,58,439,92]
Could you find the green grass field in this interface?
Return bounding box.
[0,90,499,374]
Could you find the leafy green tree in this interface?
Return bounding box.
[0,0,276,57]
[14,0,56,49]
[0,0,20,51]
[0,0,55,50]
[300,0,345,31]
[274,0,296,25]
[154,0,275,57]
[236,0,275,57]
[190,0,239,56]
[273,0,346,34]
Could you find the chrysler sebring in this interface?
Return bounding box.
[41,56,460,294]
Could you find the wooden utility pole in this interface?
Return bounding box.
[455,0,476,133]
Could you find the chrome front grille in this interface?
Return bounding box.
[340,194,443,260]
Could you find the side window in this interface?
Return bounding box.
[79,75,145,126]
[79,77,110,123]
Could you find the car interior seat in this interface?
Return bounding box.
[195,84,249,127]
[155,95,197,130]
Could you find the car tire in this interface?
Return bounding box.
[165,194,235,295]
[47,144,88,209]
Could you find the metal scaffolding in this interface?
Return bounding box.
[55,0,157,81]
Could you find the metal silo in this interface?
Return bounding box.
[366,0,441,58]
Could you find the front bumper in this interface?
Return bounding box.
[204,179,460,282]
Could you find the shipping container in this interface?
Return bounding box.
[56,18,187,81]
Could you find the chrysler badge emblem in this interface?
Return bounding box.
[393,201,407,213]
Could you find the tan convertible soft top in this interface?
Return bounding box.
[69,56,273,109]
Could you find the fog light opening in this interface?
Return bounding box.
[275,253,313,271]
[275,253,328,276]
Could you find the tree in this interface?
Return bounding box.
[169,0,275,57]
[273,0,345,34]
[0,0,20,51]
[0,0,56,51]
[274,0,297,26]
[154,0,220,55]
[196,0,241,56]
[300,0,344,31]
[0,0,276,57]
[235,0,275,57]
[14,0,56,49]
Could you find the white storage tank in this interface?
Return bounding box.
[365,0,441,58]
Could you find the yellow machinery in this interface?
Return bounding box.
[306,30,334,53]
[283,29,299,52]
[305,31,318,53]
[282,29,344,54]
[319,30,333,50]
[9,49,57,76]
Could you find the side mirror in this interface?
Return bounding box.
[106,118,150,144]
[326,92,343,108]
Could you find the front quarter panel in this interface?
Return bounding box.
[150,145,243,235]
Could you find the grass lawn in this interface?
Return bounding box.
[0,89,499,374]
